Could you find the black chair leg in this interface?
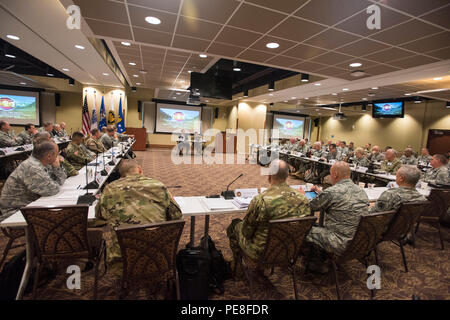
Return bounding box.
[437,223,444,250]
[415,220,420,234]
[292,266,298,300]
[331,261,341,300]
[32,262,42,300]
[399,242,408,272]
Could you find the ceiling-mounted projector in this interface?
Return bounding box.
[187,88,201,105]
[333,103,347,120]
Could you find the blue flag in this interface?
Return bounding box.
[91,107,98,130]
[98,96,107,130]
[116,96,126,133]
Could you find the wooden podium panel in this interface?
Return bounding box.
[125,127,147,151]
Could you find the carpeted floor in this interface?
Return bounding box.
[1,148,449,300]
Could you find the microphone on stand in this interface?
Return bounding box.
[221,173,244,200]
[108,146,116,165]
[100,151,108,176]
[77,160,96,205]
[84,157,99,189]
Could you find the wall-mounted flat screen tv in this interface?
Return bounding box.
[372,101,404,118]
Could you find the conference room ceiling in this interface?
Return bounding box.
[71,0,449,94]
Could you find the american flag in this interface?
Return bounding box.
[81,95,91,136]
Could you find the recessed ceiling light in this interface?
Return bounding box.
[205,100,209,102]
[75,45,85,50]
[121,41,131,46]
[188,70,192,73]
[5,54,15,58]
[133,74,138,77]
[314,83,321,86]
[136,82,141,85]
[173,97,177,99]
[199,54,208,58]
[20,82,26,85]
[304,97,309,100]
[342,88,349,91]
[47,73,54,76]
[266,42,279,49]
[6,34,20,40]
[284,100,288,102]
[297,110,300,113]
[433,77,443,80]
[62,68,69,71]
[362,98,367,100]
[332,93,337,95]
[349,62,362,67]
[404,93,411,96]
[145,16,161,25]
[291,97,296,99]
[371,87,378,90]
[233,67,241,72]
[129,62,136,66]
[102,73,109,76]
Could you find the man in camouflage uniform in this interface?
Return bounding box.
[421,154,449,185]
[59,122,69,137]
[64,131,94,170]
[380,149,402,174]
[17,123,38,145]
[400,148,418,165]
[311,142,323,158]
[417,148,432,165]
[95,159,182,275]
[85,128,106,154]
[291,139,310,178]
[348,142,355,156]
[100,127,118,150]
[38,122,55,138]
[0,121,22,148]
[338,141,349,160]
[0,141,66,221]
[294,139,309,155]
[367,145,384,162]
[350,147,370,167]
[304,161,369,273]
[227,159,310,269]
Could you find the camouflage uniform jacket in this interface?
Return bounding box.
[400,155,418,165]
[351,156,370,167]
[311,149,323,158]
[100,134,118,150]
[236,182,311,261]
[295,144,310,155]
[0,131,21,148]
[417,155,432,164]
[60,129,68,137]
[60,156,78,177]
[95,174,182,267]
[85,137,106,154]
[17,130,34,145]
[38,127,54,138]
[369,186,427,213]
[64,142,94,170]
[368,152,384,162]
[307,179,369,254]
[0,156,66,220]
[422,166,449,185]
[381,158,402,174]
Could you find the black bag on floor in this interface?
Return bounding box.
[176,246,211,300]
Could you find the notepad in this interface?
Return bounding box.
[232,197,252,209]
[201,198,235,211]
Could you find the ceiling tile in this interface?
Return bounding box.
[133,27,172,46]
[400,32,450,54]
[175,16,222,40]
[420,5,450,29]
[315,66,348,76]
[304,29,361,50]
[334,39,390,56]
[249,36,297,54]
[284,43,327,59]
[172,35,211,52]
[73,0,129,24]
[128,5,177,33]
[227,3,286,33]
[425,46,450,60]
[181,0,240,24]
[214,26,262,47]
[388,55,440,69]
[334,6,410,37]
[127,0,181,13]
[84,18,132,39]
[265,55,302,68]
[246,0,309,14]
[370,19,443,46]
[378,0,450,16]
[268,17,326,42]
[363,47,415,63]
[310,51,354,65]
[237,49,276,62]
[294,0,371,26]
[363,64,401,75]
[291,61,329,72]
[207,42,243,57]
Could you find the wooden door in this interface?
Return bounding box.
[427,129,450,155]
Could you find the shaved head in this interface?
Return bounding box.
[268,159,289,184]
[118,159,142,177]
[330,161,351,184]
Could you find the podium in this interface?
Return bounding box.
[125,127,147,151]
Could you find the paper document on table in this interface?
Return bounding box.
[201,198,235,211]
[57,191,86,199]
[234,188,258,199]
[232,197,252,209]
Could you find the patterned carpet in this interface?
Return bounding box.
[1,148,449,300]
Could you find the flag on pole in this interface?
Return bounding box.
[91,92,98,130]
[81,95,91,136]
[116,96,126,133]
[98,96,107,130]
[108,93,115,125]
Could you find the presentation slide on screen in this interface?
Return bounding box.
[155,103,202,134]
[373,102,403,116]
[272,114,305,139]
[0,89,40,125]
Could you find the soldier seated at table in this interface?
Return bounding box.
[38,122,55,138]
[0,121,22,148]
[302,162,369,274]
[227,159,310,278]
[85,128,106,154]
[17,123,38,145]
[64,131,95,170]
[0,141,66,221]
[367,145,384,162]
[350,147,370,167]
[421,154,449,186]
[100,126,119,150]
[94,159,182,276]
[380,149,402,174]
[400,148,418,165]
[317,144,342,185]
[417,148,432,165]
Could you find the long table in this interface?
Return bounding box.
[0,137,71,159]
[0,140,134,300]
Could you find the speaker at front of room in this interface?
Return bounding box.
[314,118,319,127]
[138,100,142,113]
[214,107,219,119]
[55,93,61,106]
